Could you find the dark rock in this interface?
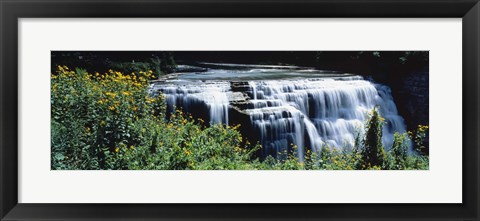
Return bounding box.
[395,70,429,131]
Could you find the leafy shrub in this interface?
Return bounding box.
[52,66,161,169]
[360,108,386,169]
[51,66,257,170]
[384,133,409,170]
[409,125,429,154]
[108,61,158,78]
[107,56,176,79]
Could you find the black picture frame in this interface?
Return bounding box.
[1,0,479,220]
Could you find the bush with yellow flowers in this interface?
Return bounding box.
[51,66,264,170]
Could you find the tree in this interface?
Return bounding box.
[389,132,408,169]
[360,108,386,169]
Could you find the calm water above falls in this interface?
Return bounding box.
[150,64,407,160]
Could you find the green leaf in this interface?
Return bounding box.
[54,153,65,161]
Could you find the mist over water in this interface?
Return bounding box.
[150,63,407,160]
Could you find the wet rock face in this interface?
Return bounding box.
[395,71,429,130]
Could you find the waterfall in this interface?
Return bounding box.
[159,82,231,125]
[152,71,407,160]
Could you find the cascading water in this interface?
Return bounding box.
[151,64,407,160]
[246,78,407,157]
[160,82,230,125]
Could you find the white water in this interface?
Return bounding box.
[160,82,231,125]
[152,67,407,160]
[247,78,406,158]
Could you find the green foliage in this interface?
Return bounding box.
[107,55,176,79]
[399,51,429,65]
[360,108,386,169]
[51,66,160,169]
[409,125,429,154]
[405,154,429,170]
[317,146,360,170]
[108,61,157,78]
[158,52,177,74]
[108,54,177,79]
[385,133,409,170]
[51,52,177,80]
[112,116,262,170]
[51,66,257,170]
